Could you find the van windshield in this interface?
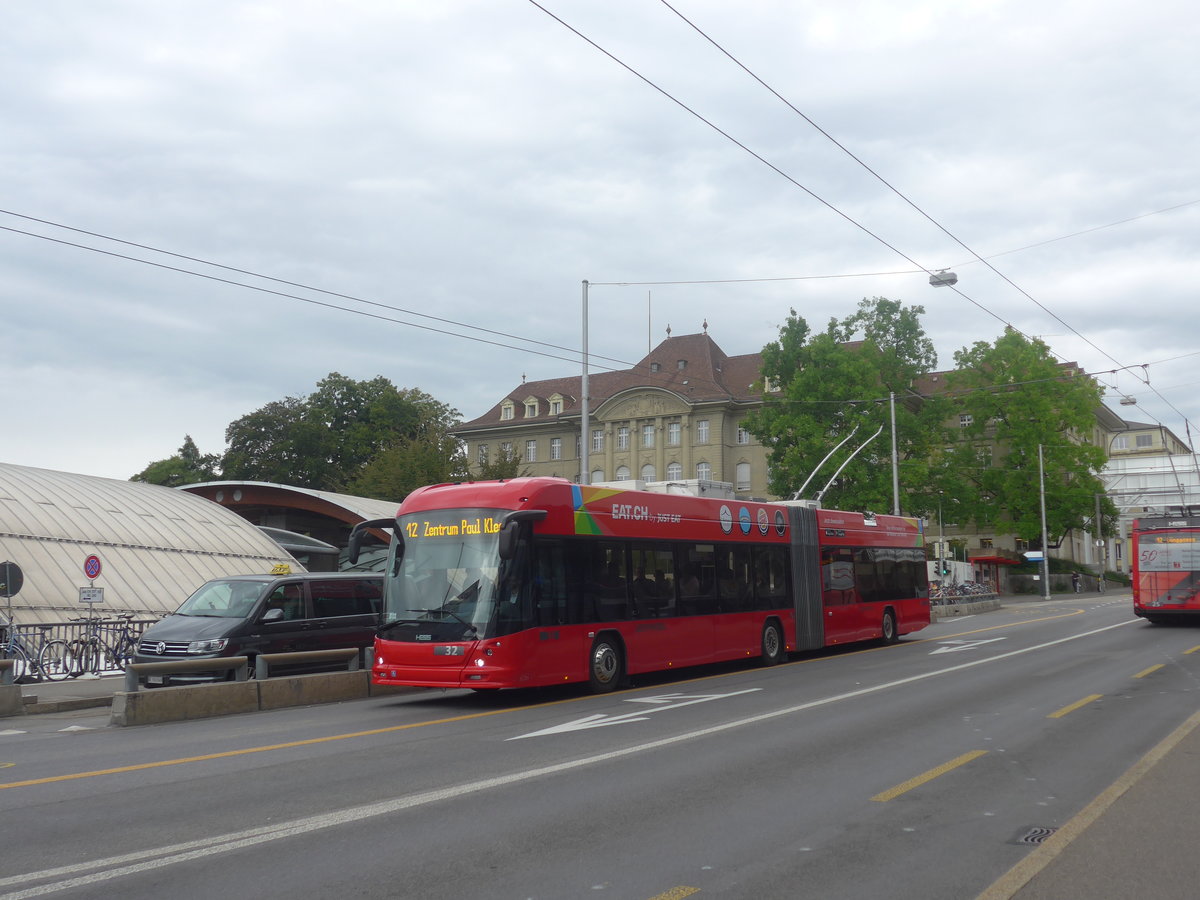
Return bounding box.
[175,581,265,618]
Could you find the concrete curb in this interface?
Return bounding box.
[932,597,1002,618]
[108,672,421,726]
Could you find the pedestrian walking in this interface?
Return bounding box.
[1071,571,1081,593]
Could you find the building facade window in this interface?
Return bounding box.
[735,462,751,491]
[642,423,655,448]
[525,400,538,418]
[501,441,513,456]
[591,469,604,483]
[736,425,750,445]
[550,438,562,460]
[641,463,656,481]
[549,397,562,415]
[667,461,682,480]
[525,440,537,463]
[959,414,973,428]
[477,444,488,466]
[616,465,631,480]
[1112,436,1129,450]
[696,462,712,481]
[592,429,604,452]
[696,420,709,444]
[667,421,681,446]
[1136,433,1154,448]
[617,425,630,450]
[501,402,514,420]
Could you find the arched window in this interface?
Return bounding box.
[696,462,712,481]
[641,463,656,481]
[666,462,682,480]
[616,465,631,480]
[591,469,605,484]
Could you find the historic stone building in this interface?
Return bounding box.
[452,330,776,498]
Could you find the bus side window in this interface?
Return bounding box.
[532,541,567,626]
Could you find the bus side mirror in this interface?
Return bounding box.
[348,518,398,565]
[498,510,547,560]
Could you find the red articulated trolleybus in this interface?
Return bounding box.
[351,477,930,693]
[1132,514,1200,623]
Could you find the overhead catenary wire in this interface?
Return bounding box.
[531,1,1199,450]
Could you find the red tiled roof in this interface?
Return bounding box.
[453,332,763,433]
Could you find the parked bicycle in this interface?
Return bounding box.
[0,623,74,682]
[66,613,139,677]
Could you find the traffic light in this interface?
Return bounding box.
[941,564,949,576]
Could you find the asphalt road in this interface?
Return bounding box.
[2,593,1195,899]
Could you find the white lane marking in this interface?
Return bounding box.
[510,689,762,739]
[930,638,1007,655]
[0,619,1137,899]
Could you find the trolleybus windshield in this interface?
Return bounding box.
[383,508,513,641]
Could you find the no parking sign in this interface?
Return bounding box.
[84,554,102,580]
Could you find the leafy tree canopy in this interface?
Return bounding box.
[221,373,461,492]
[130,435,221,487]
[745,297,944,512]
[937,328,1115,543]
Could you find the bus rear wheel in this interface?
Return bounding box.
[760,620,786,666]
[881,609,899,644]
[588,636,623,693]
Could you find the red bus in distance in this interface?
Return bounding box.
[358,477,930,693]
[1132,515,1200,623]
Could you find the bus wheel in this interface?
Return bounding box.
[881,610,899,644]
[760,620,786,666]
[588,636,623,693]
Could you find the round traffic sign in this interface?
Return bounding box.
[0,561,22,598]
[84,554,102,580]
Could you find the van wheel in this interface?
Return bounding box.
[588,636,623,693]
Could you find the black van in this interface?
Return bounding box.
[133,573,383,685]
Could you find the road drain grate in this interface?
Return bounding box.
[1016,826,1058,845]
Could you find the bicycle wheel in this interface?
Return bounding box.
[109,635,137,670]
[72,637,104,677]
[39,639,73,681]
[3,644,31,684]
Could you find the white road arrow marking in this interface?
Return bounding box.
[509,689,762,740]
[930,638,1007,654]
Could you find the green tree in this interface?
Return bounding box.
[745,297,944,512]
[221,374,461,492]
[130,435,221,486]
[939,328,1113,543]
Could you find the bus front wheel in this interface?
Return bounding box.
[588,636,623,693]
[881,609,899,644]
[760,620,786,666]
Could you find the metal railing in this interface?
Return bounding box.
[1,618,157,682]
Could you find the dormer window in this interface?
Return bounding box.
[524,399,539,418]
[650,363,660,373]
[549,394,563,415]
[677,359,687,370]
[500,401,514,421]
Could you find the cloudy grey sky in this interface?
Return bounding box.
[3,0,1197,481]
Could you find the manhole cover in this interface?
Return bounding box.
[1015,826,1058,845]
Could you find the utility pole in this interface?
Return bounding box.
[1039,444,1051,600]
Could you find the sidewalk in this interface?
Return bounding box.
[980,708,1200,899]
[14,672,125,714]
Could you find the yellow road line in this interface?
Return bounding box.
[1185,645,1200,655]
[0,701,568,791]
[648,888,700,899]
[871,750,988,802]
[1134,663,1164,679]
[1047,694,1102,719]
